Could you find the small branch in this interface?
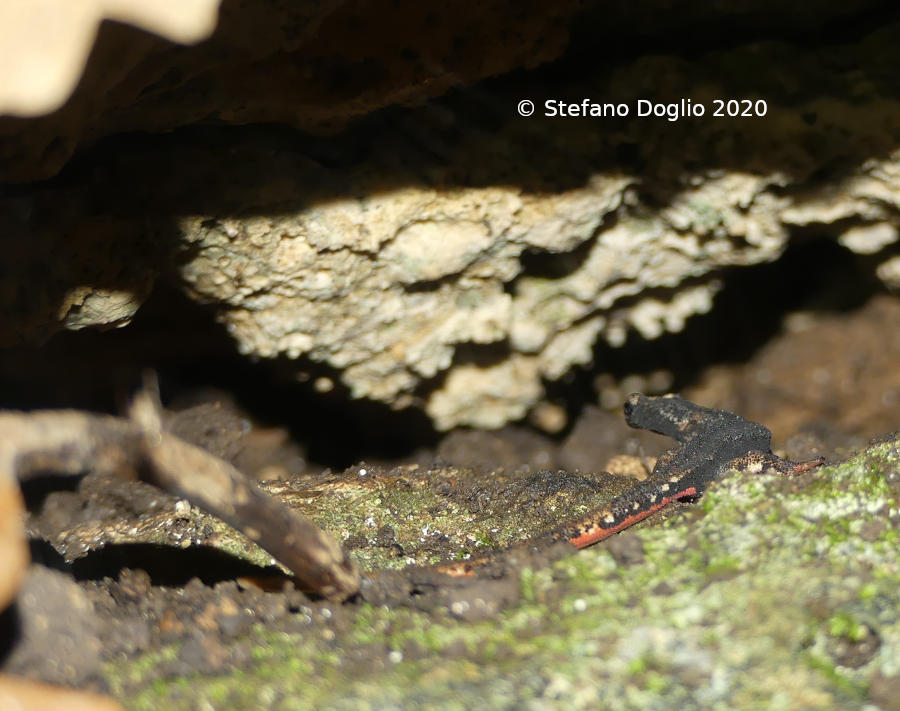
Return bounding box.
[0,397,360,600]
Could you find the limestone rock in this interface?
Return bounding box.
[4,12,900,430]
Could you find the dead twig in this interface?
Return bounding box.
[0,392,360,600]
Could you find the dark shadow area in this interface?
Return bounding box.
[549,230,885,424]
[604,233,880,384]
[19,473,85,512]
[516,231,605,282]
[447,341,514,369]
[26,535,294,592]
[27,538,71,573]
[68,542,290,588]
[8,0,900,206]
[565,0,900,69]
[0,604,21,666]
[0,230,888,467]
[0,281,441,469]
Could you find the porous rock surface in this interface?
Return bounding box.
[3,8,900,430]
[146,31,900,428]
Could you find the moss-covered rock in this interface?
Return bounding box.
[106,436,900,710]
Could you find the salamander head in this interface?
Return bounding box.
[623,392,641,420]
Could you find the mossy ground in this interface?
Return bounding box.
[260,464,635,571]
[105,438,900,710]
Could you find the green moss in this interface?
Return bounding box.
[827,612,869,643]
[107,644,180,693]
[643,669,672,694]
[803,653,869,700]
[704,554,743,578]
[857,582,878,602]
[627,656,649,675]
[103,438,900,710]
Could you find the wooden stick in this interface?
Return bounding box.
[0,393,359,600]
